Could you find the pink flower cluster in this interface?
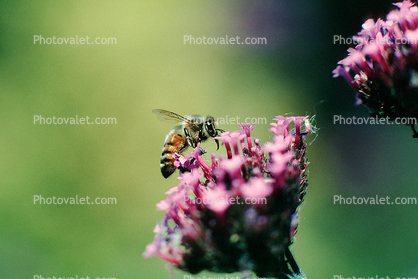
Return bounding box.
[144,116,310,278]
[333,1,418,136]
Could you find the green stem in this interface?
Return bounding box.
[275,248,307,279]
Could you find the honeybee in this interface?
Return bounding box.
[152,109,222,178]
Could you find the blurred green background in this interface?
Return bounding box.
[1,0,418,278]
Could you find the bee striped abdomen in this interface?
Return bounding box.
[160,129,187,178]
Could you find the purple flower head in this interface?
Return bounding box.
[333,0,418,137]
[144,116,311,279]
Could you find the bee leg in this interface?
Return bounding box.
[178,143,188,154]
[198,130,203,143]
[184,128,195,147]
[178,165,191,174]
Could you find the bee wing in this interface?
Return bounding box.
[152,109,193,124]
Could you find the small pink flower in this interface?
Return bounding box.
[202,185,230,215]
[240,177,273,199]
[156,199,171,211]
